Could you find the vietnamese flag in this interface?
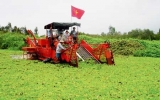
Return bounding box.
[71,6,85,19]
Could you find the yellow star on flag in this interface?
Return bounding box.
[75,10,78,15]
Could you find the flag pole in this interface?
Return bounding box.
[71,5,72,22]
[71,14,72,22]
[71,5,73,34]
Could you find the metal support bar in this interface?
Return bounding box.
[76,52,84,61]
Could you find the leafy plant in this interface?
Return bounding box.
[0,50,159,99]
[133,40,160,57]
[110,40,145,55]
[0,32,26,50]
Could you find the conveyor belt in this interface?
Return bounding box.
[77,46,100,63]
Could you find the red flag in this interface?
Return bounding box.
[71,6,85,19]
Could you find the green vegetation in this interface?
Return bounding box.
[0,32,160,58]
[0,23,160,99]
[0,22,38,35]
[0,50,159,99]
[79,34,160,57]
[111,40,145,55]
[100,26,160,40]
[0,32,26,50]
[134,40,160,57]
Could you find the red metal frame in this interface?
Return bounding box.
[80,40,114,64]
[23,30,79,67]
[22,30,114,67]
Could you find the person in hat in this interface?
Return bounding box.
[63,30,70,42]
[46,26,54,46]
[56,40,66,61]
[70,27,78,43]
[58,32,63,41]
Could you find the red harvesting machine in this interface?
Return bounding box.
[22,22,114,67]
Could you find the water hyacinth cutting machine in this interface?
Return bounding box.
[22,22,115,67]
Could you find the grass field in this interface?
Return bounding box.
[0,50,160,100]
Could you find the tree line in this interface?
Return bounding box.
[101,26,160,40]
[1,23,160,40]
[0,22,38,35]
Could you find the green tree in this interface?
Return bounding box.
[8,22,12,32]
[101,32,106,36]
[24,27,27,35]
[13,26,18,32]
[141,29,154,40]
[20,27,27,35]
[34,27,38,35]
[108,26,115,35]
[155,29,160,40]
[128,29,143,39]
[17,28,21,33]
[5,26,9,32]
[1,26,5,32]
[128,29,155,40]
[122,32,128,39]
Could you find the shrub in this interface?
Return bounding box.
[133,40,160,57]
[0,32,26,50]
[110,40,145,55]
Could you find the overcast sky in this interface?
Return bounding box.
[0,0,160,35]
